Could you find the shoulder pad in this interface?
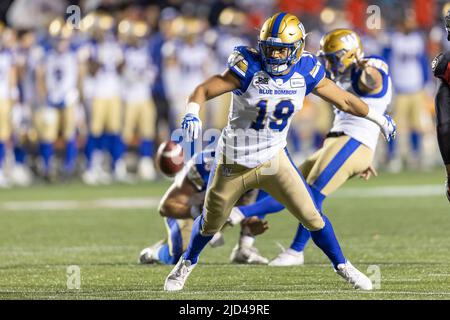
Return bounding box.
[431,52,450,78]
[227,46,261,92]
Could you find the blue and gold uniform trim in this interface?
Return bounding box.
[271,12,288,37]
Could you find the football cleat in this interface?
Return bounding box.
[335,261,373,290]
[138,240,164,264]
[164,256,196,291]
[113,159,134,184]
[269,248,304,266]
[230,245,269,265]
[10,164,33,187]
[138,157,157,181]
[0,170,11,188]
[81,169,99,186]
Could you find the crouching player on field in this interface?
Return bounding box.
[227,29,393,266]
[431,9,450,201]
[138,148,270,265]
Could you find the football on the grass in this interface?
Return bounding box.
[155,141,184,177]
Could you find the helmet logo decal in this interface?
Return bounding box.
[340,34,359,49]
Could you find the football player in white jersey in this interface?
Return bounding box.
[385,15,430,171]
[0,28,18,187]
[226,29,393,266]
[120,20,157,181]
[81,12,125,185]
[163,16,213,127]
[35,20,79,181]
[164,13,396,291]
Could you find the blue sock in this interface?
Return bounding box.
[255,190,269,201]
[108,134,124,170]
[101,133,110,152]
[85,135,101,169]
[14,145,26,165]
[157,244,179,265]
[309,186,326,212]
[239,194,285,218]
[290,224,311,252]
[183,215,213,264]
[387,138,396,161]
[0,142,4,168]
[39,142,53,174]
[288,127,301,153]
[309,215,346,269]
[64,138,77,174]
[313,131,324,149]
[410,131,421,156]
[139,139,154,158]
[289,185,326,252]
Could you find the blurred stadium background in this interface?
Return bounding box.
[1,0,450,300]
[0,0,448,185]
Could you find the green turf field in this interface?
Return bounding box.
[1,169,450,300]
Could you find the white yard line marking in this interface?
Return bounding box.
[0,184,444,212]
[333,184,442,198]
[0,199,159,211]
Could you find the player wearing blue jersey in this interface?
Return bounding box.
[164,13,396,291]
[139,148,269,266]
[226,29,393,266]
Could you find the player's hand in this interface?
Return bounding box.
[380,114,396,142]
[359,165,378,181]
[181,113,202,142]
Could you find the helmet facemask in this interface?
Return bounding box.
[319,48,359,81]
[258,38,303,75]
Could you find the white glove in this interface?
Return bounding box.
[181,102,202,142]
[379,114,397,142]
[365,109,397,142]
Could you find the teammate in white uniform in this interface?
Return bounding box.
[35,25,79,181]
[0,32,18,187]
[164,13,396,291]
[120,20,157,181]
[226,29,393,266]
[82,12,125,184]
[385,16,430,171]
[163,17,213,127]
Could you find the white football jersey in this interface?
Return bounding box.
[122,44,156,103]
[45,49,78,107]
[331,56,392,151]
[218,46,325,167]
[89,38,123,98]
[176,41,211,96]
[388,31,427,93]
[0,49,14,100]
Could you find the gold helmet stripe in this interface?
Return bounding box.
[271,12,287,38]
